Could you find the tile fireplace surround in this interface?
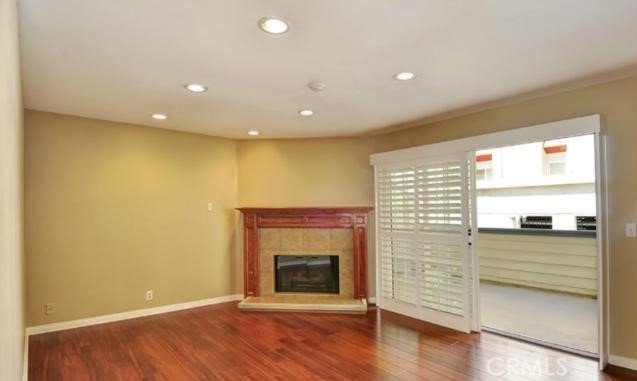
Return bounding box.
[236,207,373,313]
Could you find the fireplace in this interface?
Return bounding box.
[275,255,339,293]
[236,207,373,300]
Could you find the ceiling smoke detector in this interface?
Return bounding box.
[307,81,326,92]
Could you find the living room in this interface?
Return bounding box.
[2,1,637,380]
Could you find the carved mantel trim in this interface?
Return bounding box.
[236,207,373,300]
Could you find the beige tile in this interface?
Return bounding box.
[259,250,275,295]
[304,229,331,250]
[339,271,354,298]
[340,267,354,280]
[336,250,353,269]
[259,272,274,296]
[280,228,303,250]
[276,249,301,255]
[331,228,353,250]
[259,228,280,250]
[259,251,274,274]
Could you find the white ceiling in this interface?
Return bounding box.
[18,0,637,139]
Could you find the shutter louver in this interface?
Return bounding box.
[377,154,472,331]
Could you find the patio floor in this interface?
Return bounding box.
[480,282,598,354]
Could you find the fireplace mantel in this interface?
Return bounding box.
[237,207,373,300]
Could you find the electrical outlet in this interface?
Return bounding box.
[626,223,637,238]
[45,302,56,315]
[145,290,154,301]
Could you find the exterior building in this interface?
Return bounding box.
[476,134,596,231]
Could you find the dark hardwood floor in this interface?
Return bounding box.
[29,302,636,381]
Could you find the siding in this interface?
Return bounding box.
[478,232,597,296]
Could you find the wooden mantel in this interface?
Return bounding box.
[236,207,373,300]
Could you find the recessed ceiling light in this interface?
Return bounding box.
[259,17,289,34]
[298,109,314,116]
[394,72,416,81]
[185,83,207,93]
[247,130,260,136]
[152,113,167,120]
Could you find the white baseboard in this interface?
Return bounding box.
[609,354,637,371]
[368,297,377,304]
[25,294,244,336]
[23,331,29,381]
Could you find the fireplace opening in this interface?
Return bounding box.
[275,255,339,294]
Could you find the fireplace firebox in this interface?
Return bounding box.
[275,255,339,293]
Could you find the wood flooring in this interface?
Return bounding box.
[28,302,637,381]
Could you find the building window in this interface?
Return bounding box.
[543,142,567,176]
[547,161,566,175]
[475,152,493,181]
[476,168,493,181]
[520,216,553,229]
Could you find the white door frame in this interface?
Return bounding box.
[595,132,610,369]
[370,114,607,369]
[468,151,480,332]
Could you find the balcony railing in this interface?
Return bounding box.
[478,228,597,297]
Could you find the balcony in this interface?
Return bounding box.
[478,228,597,296]
[478,229,598,354]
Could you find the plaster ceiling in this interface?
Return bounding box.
[18,0,637,138]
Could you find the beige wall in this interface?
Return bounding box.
[237,138,375,207]
[24,129,376,327]
[24,111,240,326]
[0,0,24,379]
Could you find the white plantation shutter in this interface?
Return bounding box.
[376,153,473,332]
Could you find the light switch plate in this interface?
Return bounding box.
[45,302,56,315]
[207,203,213,212]
[626,223,636,238]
